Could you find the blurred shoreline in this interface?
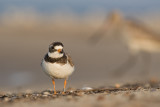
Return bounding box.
[0,11,160,37]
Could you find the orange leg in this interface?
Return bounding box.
[52,79,57,94]
[62,79,67,94]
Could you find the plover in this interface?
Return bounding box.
[41,42,74,94]
[89,11,160,76]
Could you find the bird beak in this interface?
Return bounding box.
[57,49,62,53]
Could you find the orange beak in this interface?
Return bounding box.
[57,49,62,53]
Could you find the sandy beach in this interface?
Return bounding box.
[0,4,160,106]
[1,81,160,107]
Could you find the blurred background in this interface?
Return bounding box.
[0,0,160,92]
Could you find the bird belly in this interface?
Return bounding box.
[42,60,74,79]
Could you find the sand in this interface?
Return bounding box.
[0,12,160,107]
[1,81,160,107]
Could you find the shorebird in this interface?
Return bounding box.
[89,11,160,76]
[41,42,75,94]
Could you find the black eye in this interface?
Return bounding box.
[49,45,54,49]
[51,46,54,49]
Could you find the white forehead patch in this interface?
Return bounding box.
[54,46,63,50]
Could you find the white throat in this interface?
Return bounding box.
[48,52,63,58]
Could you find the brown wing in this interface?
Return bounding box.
[67,54,74,67]
[127,20,160,39]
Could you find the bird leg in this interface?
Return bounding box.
[141,52,151,77]
[52,79,57,94]
[62,79,67,94]
[112,53,138,77]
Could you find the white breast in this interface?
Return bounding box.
[41,59,74,79]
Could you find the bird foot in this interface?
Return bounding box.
[54,91,57,95]
[62,92,65,95]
